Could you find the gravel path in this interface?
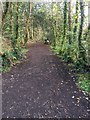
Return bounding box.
[2,42,89,118]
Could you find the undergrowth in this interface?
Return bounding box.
[51,45,90,94]
[0,48,28,73]
[77,73,90,93]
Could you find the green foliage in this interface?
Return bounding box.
[1,1,89,93]
[1,52,11,72]
[2,2,31,71]
[77,73,90,93]
[0,47,27,72]
[49,1,89,93]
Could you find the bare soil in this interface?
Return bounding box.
[2,42,89,118]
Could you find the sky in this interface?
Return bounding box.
[0,0,89,16]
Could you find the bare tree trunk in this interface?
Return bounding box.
[51,2,55,46]
[88,1,90,66]
[15,2,18,40]
[68,0,71,44]
[2,2,9,22]
[9,2,12,34]
[73,0,78,33]
[63,0,67,39]
[78,0,84,53]
[25,3,30,44]
[30,2,34,40]
[2,2,9,36]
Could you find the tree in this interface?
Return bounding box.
[9,2,12,34]
[2,2,9,22]
[78,0,85,64]
[15,2,18,40]
[51,2,56,46]
[68,0,72,44]
[63,0,67,39]
[88,1,90,66]
[73,0,79,34]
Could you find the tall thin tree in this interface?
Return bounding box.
[68,0,72,44]
[2,2,9,22]
[78,0,86,64]
[63,0,67,39]
[15,2,18,40]
[73,0,78,33]
[78,0,84,50]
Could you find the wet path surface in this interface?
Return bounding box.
[2,43,89,118]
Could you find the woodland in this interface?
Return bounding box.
[1,0,90,96]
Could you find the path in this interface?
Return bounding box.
[2,42,89,118]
